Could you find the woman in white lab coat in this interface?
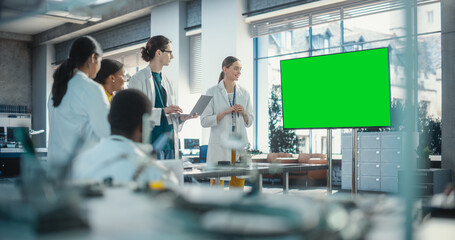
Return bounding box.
[201,56,254,188]
[129,35,196,160]
[48,36,110,176]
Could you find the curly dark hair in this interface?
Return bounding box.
[140,35,171,62]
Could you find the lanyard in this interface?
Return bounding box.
[227,87,236,132]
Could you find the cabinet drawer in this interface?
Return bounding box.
[381,133,402,149]
[359,149,381,162]
[416,184,434,196]
[360,163,380,176]
[381,177,398,192]
[342,134,352,149]
[381,163,401,177]
[359,176,381,191]
[342,162,353,176]
[342,176,358,190]
[381,149,402,163]
[342,149,352,162]
[398,171,433,184]
[359,134,381,148]
[415,171,434,184]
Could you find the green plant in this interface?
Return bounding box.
[268,85,299,153]
[416,145,433,169]
[417,101,441,155]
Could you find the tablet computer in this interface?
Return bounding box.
[178,95,213,117]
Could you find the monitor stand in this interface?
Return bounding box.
[352,128,358,195]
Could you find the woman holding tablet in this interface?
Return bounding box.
[129,35,197,160]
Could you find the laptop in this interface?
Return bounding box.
[177,95,213,117]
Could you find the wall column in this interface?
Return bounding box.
[32,44,54,148]
[441,0,455,179]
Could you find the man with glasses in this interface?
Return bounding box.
[129,35,197,160]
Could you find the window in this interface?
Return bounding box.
[189,34,202,94]
[253,1,441,155]
[427,11,434,24]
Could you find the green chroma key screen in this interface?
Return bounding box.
[280,47,391,129]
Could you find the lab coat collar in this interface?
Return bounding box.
[110,135,134,144]
[144,65,152,81]
[217,79,240,93]
[74,69,89,79]
[218,79,240,106]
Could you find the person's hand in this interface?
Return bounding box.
[217,107,236,122]
[164,105,183,114]
[180,113,198,122]
[234,104,247,117]
[224,106,236,115]
[234,104,244,113]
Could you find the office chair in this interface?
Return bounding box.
[199,145,208,163]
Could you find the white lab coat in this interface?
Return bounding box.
[128,65,183,159]
[201,80,254,165]
[48,70,110,169]
[73,135,183,184]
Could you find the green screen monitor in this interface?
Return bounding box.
[280,47,391,129]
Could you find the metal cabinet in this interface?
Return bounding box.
[341,132,404,192]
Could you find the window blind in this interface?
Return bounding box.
[249,0,439,38]
[189,34,202,94]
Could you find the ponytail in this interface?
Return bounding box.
[218,56,239,83]
[218,71,225,83]
[52,59,76,107]
[51,35,103,107]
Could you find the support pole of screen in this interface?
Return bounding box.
[327,129,332,194]
[352,128,358,195]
